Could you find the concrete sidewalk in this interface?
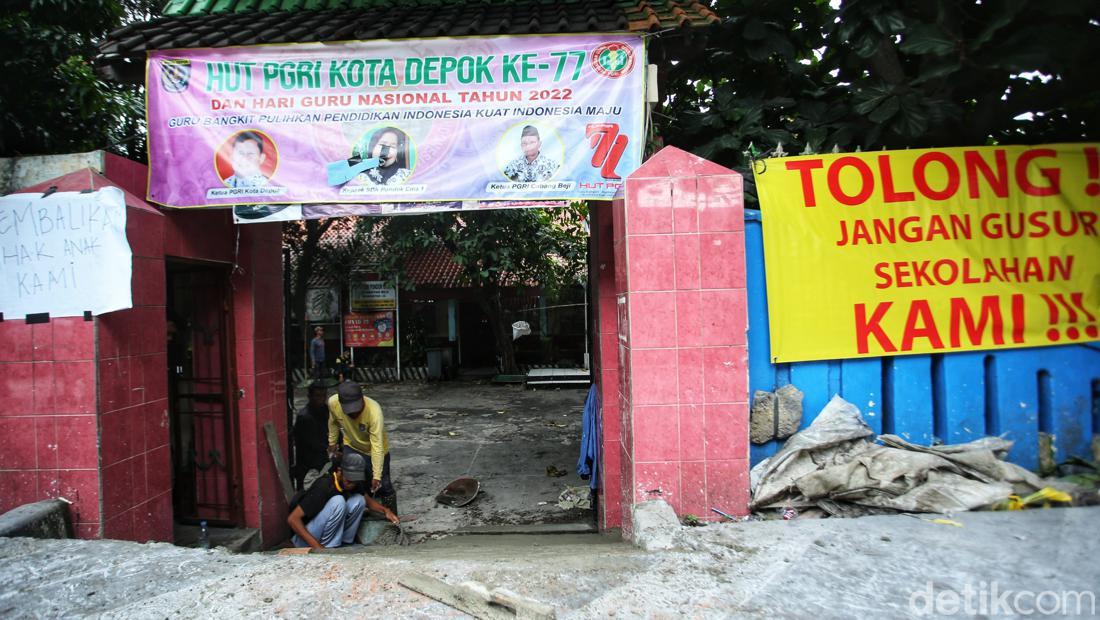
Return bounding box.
[1,507,1095,618]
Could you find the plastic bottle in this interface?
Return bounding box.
[198,520,210,550]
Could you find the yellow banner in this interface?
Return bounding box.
[754,144,1100,362]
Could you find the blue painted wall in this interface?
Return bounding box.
[745,211,1100,471]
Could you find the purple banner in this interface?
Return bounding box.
[147,34,645,209]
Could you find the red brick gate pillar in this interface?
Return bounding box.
[593,146,748,535]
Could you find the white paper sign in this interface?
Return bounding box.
[0,187,132,317]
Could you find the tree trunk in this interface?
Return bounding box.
[479,287,519,375]
[289,219,334,371]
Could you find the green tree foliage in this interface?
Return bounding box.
[658,0,1100,204]
[362,207,588,374]
[0,0,158,157]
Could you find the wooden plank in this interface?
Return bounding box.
[263,422,295,504]
[399,573,557,620]
[398,573,511,620]
[489,588,556,620]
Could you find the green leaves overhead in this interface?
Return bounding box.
[360,206,588,296]
[897,23,957,56]
[655,0,1100,198]
[0,0,158,157]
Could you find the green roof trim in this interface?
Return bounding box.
[100,0,717,84]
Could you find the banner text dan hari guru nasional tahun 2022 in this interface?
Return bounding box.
[755,144,1100,363]
[145,34,645,209]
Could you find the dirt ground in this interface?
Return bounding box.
[1,507,1096,618]
[294,380,595,538]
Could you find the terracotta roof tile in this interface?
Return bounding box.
[304,244,465,290]
[403,245,465,289]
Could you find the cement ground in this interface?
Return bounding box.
[1,507,1096,618]
[295,381,594,538]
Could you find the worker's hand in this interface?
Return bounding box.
[327,444,340,459]
[385,510,400,526]
[371,479,381,494]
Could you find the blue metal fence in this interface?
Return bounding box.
[745,210,1100,471]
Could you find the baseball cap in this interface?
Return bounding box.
[337,380,365,415]
[340,452,367,482]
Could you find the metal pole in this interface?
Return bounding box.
[395,274,402,382]
[583,283,589,370]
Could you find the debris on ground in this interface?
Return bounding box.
[994,486,1073,510]
[750,384,804,444]
[556,486,591,510]
[681,514,705,527]
[710,507,737,521]
[399,572,556,620]
[631,500,680,551]
[545,465,567,477]
[436,478,480,507]
[898,513,965,527]
[1053,457,1100,504]
[394,524,412,546]
[750,395,1080,517]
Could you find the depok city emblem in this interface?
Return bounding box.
[590,42,635,78]
[159,58,191,93]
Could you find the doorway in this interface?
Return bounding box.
[457,301,496,371]
[166,259,243,526]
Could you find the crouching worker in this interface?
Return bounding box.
[287,452,399,550]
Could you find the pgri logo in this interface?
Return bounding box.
[590,42,635,79]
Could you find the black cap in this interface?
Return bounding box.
[337,380,365,415]
[340,452,367,482]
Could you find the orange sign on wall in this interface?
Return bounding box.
[344,312,395,347]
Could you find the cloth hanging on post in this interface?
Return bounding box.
[576,385,600,490]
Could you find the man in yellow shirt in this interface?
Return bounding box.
[328,381,394,501]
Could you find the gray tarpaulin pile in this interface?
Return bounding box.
[750,395,1049,516]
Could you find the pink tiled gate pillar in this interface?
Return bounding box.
[596,146,749,535]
